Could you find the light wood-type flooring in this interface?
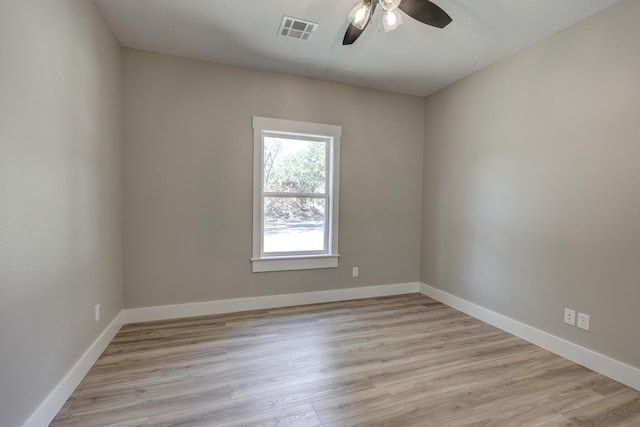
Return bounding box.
[52,294,640,426]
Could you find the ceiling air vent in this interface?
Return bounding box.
[278,16,318,40]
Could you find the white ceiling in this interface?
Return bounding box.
[95,0,621,97]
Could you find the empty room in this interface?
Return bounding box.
[2,0,640,426]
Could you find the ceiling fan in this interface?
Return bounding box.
[343,0,452,45]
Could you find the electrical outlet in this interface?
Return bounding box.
[352,267,359,277]
[95,304,100,322]
[577,312,590,330]
[564,308,576,326]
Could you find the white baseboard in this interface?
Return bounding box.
[22,312,125,427]
[24,282,418,426]
[419,282,640,392]
[124,282,420,324]
[29,280,637,427]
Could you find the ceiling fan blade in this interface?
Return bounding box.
[343,23,365,45]
[398,0,452,28]
[342,0,378,45]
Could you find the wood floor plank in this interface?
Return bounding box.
[157,403,321,427]
[141,373,372,426]
[318,390,472,427]
[51,294,640,426]
[217,404,321,427]
[561,387,640,426]
[312,347,552,423]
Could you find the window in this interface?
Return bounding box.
[252,116,341,272]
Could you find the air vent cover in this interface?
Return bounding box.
[278,16,318,40]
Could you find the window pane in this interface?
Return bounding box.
[264,197,326,253]
[264,137,326,194]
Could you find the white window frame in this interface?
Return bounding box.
[251,116,341,272]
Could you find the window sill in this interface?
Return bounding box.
[251,254,340,272]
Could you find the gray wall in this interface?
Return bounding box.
[421,0,640,368]
[3,1,637,424]
[0,1,123,426]
[123,49,424,308]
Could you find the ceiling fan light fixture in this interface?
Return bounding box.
[348,1,372,30]
[382,9,403,32]
[379,0,401,12]
[343,0,451,45]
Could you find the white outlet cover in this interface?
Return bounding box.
[564,308,576,326]
[577,312,590,330]
[95,304,101,322]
